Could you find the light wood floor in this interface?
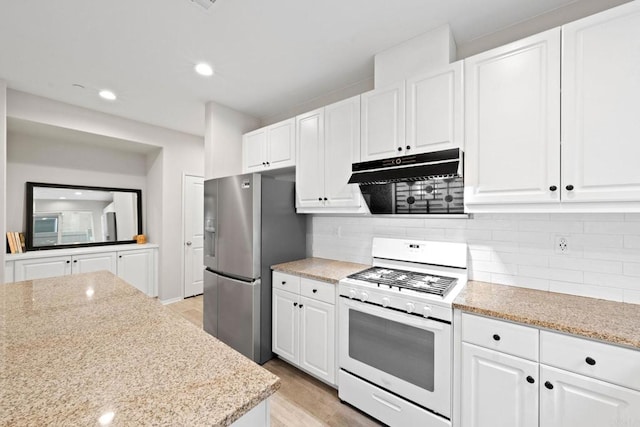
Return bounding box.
[168,295,381,427]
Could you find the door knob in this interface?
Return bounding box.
[186,241,192,246]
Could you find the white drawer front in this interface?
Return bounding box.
[540,330,640,391]
[272,271,300,294]
[300,278,335,304]
[462,313,539,361]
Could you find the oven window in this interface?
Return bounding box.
[349,309,435,391]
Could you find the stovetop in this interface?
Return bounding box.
[347,266,457,298]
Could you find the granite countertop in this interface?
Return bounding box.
[1,271,279,426]
[454,281,640,350]
[271,257,370,284]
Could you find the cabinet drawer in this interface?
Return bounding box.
[300,278,335,304]
[272,271,300,294]
[540,330,640,391]
[462,313,539,361]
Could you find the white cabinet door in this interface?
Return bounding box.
[14,256,72,281]
[117,250,153,295]
[296,109,325,208]
[299,296,335,385]
[561,1,640,203]
[324,96,361,208]
[242,128,268,173]
[361,81,406,161]
[540,364,640,427]
[267,118,295,169]
[462,343,539,427]
[5,261,14,283]
[272,288,299,365]
[465,28,561,206]
[406,61,463,153]
[71,252,117,274]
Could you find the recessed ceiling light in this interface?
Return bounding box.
[191,0,216,10]
[195,63,214,77]
[59,196,67,200]
[75,192,83,195]
[99,90,117,101]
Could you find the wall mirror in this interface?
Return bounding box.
[26,182,142,251]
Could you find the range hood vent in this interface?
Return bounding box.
[348,148,462,185]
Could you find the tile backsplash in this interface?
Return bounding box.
[310,213,640,304]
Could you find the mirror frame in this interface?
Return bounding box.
[26,182,143,251]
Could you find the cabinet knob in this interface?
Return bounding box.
[585,357,596,366]
[281,281,286,285]
[566,184,574,191]
[262,162,266,166]
[73,260,77,263]
[406,145,411,150]
[318,197,323,201]
[526,376,535,384]
[119,256,122,259]
[549,185,557,192]
[397,147,402,152]
[299,304,304,308]
[544,381,554,390]
[293,302,298,307]
[312,289,317,293]
[492,334,501,341]
[323,197,328,201]
[266,162,270,166]
[66,260,71,264]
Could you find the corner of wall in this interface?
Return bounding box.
[0,80,6,282]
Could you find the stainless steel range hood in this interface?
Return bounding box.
[349,148,464,215]
[348,148,463,185]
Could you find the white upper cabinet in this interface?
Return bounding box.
[242,118,295,173]
[361,62,464,162]
[360,81,406,161]
[561,1,640,203]
[464,28,561,206]
[406,61,464,153]
[296,96,361,211]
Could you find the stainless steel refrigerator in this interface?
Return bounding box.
[203,174,306,364]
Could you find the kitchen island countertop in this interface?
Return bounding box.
[271,257,370,284]
[454,280,640,349]
[1,271,279,426]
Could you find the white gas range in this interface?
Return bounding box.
[338,237,467,427]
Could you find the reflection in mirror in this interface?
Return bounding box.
[27,183,142,251]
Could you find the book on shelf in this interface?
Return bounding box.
[6,232,16,254]
[18,232,26,253]
[5,232,26,254]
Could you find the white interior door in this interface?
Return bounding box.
[183,175,205,297]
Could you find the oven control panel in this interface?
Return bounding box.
[339,280,454,322]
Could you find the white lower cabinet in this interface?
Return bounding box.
[459,312,640,427]
[461,343,538,427]
[6,245,158,296]
[540,365,640,427]
[272,272,336,386]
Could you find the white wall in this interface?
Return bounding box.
[0,81,6,280]
[204,101,260,179]
[311,213,640,304]
[6,90,204,301]
[6,132,147,232]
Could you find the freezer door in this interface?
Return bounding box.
[218,275,261,362]
[216,174,261,280]
[203,269,218,337]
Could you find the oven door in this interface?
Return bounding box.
[339,297,451,417]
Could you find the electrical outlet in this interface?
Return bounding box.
[555,236,569,254]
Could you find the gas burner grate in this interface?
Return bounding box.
[347,267,457,297]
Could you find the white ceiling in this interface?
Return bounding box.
[0,0,619,136]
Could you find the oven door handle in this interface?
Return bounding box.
[340,298,447,331]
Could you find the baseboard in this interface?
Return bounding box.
[160,296,183,305]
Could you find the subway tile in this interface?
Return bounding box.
[490,273,549,291]
[623,262,640,277]
[473,261,518,275]
[623,289,640,305]
[624,235,640,249]
[517,220,583,233]
[518,265,583,283]
[469,249,492,262]
[549,256,623,274]
[549,213,625,222]
[372,226,406,238]
[423,218,468,229]
[491,252,548,267]
[624,213,640,222]
[570,233,624,249]
[583,272,639,290]
[549,281,624,302]
[469,270,492,282]
[583,247,640,262]
[584,221,640,235]
[466,219,518,231]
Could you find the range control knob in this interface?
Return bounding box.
[381,297,390,307]
[348,289,357,299]
[406,302,415,314]
[360,292,369,302]
[423,306,432,318]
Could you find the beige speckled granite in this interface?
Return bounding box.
[0,271,279,426]
[454,281,640,349]
[271,257,370,284]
